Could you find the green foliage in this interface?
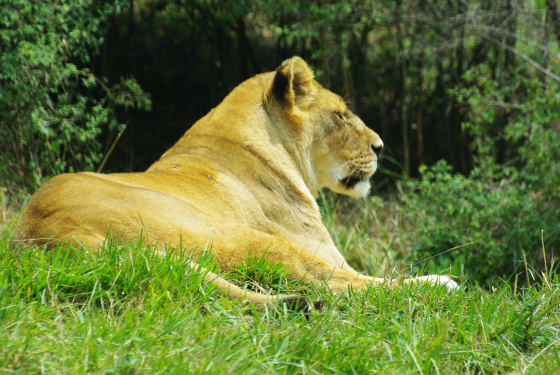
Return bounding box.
[2,219,560,373]
[0,0,150,198]
[2,0,559,295]
[403,65,560,284]
[2,242,218,314]
[402,161,559,285]
[227,256,311,295]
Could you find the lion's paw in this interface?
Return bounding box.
[412,275,459,291]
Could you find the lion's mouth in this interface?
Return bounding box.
[340,173,366,188]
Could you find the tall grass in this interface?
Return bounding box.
[1,197,560,374]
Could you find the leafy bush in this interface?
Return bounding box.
[402,161,559,285]
[403,70,560,286]
[0,0,150,198]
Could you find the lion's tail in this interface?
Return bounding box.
[188,261,318,313]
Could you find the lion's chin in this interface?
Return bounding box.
[351,180,372,198]
[338,167,375,198]
[340,179,371,198]
[326,162,376,198]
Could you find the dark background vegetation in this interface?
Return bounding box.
[1,0,559,285]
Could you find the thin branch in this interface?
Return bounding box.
[485,100,524,110]
[480,33,560,84]
[474,24,559,59]
[97,125,127,173]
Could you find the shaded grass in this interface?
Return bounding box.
[2,202,560,374]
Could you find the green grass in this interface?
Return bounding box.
[2,198,560,374]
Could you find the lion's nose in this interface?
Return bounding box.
[371,141,383,156]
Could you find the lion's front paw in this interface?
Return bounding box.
[410,275,459,291]
[426,275,459,290]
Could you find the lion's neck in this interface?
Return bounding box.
[160,121,317,198]
[150,72,321,204]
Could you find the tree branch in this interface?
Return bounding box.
[480,34,560,84]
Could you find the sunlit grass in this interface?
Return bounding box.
[1,198,560,374]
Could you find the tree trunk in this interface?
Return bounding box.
[546,0,560,42]
[395,0,410,177]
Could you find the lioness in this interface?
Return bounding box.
[15,57,456,309]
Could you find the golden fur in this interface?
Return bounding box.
[15,57,456,309]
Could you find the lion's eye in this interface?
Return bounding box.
[335,112,346,124]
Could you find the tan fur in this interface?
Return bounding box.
[15,57,457,309]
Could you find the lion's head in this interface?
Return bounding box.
[266,57,383,198]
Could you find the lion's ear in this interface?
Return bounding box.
[271,56,315,107]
